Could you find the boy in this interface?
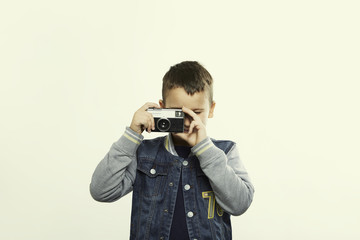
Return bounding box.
[90,61,254,240]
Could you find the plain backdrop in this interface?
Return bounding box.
[1,1,359,239]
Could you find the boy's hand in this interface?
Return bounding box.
[177,106,208,146]
[130,102,160,134]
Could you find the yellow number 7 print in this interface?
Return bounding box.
[202,191,224,219]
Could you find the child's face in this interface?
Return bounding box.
[159,87,215,133]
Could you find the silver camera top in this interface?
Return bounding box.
[146,108,184,118]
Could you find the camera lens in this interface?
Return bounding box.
[157,118,171,132]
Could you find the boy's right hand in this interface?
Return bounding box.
[130,102,160,134]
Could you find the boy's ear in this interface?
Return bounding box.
[159,99,165,108]
[208,101,216,118]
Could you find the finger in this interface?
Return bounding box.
[147,116,153,133]
[142,102,160,111]
[141,121,147,133]
[182,106,199,120]
[189,121,197,134]
[141,115,150,131]
[150,113,155,130]
[144,112,155,131]
[145,121,150,133]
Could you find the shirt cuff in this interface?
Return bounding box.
[191,137,215,157]
[114,127,144,155]
[191,137,225,167]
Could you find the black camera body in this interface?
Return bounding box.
[147,108,184,132]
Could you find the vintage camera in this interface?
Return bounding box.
[146,108,184,132]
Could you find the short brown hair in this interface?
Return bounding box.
[162,61,213,105]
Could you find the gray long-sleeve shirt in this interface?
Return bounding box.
[90,127,254,216]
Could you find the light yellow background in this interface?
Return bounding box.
[1,1,359,239]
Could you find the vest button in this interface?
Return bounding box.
[187,211,194,218]
[169,182,174,187]
[150,168,156,175]
[184,184,190,191]
[182,160,188,166]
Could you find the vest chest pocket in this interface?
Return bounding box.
[136,158,169,197]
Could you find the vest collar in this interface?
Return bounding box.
[164,133,194,157]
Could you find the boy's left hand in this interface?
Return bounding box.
[180,106,208,146]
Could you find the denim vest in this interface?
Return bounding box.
[130,136,235,240]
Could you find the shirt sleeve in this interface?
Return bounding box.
[89,127,143,202]
[191,137,255,216]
